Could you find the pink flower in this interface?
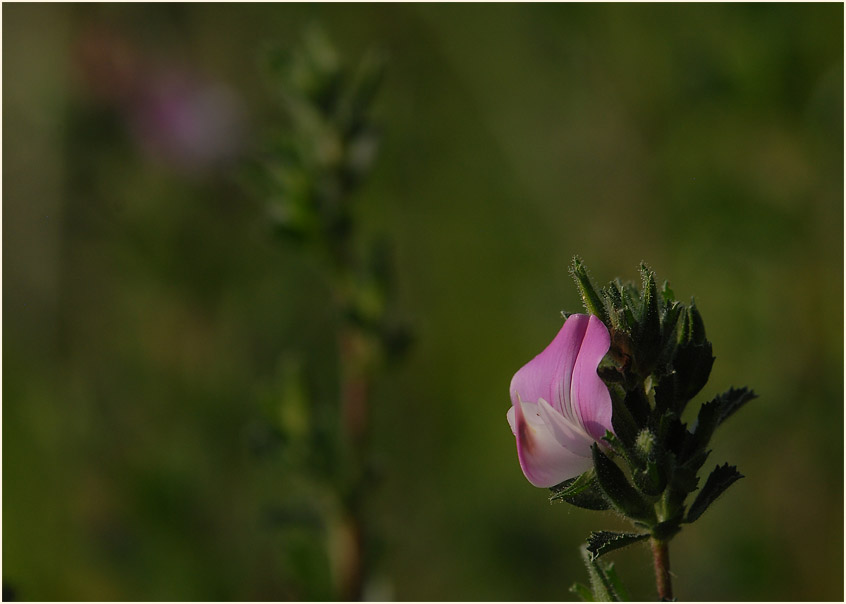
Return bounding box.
[129,70,245,173]
[507,314,614,487]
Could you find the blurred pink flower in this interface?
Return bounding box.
[507,314,613,487]
[129,69,244,173]
[72,23,245,174]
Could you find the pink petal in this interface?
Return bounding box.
[510,315,590,418]
[570,314,614,441]
[510,397,593,488]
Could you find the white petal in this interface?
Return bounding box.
[511,396,594,487]
[537,398,594,456]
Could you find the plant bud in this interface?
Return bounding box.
[636,428,657,458]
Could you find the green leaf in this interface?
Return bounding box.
[549,469,595,501]
[623,388,650,428]
[670,447,709,499]
[570,582,595,602]
[550,470,610,511]
[660,280,676,305]
[685,463,744,523]
[633,459,666,498]
[652,373,676,417]
[673,336,714,406]
[657,411,689,462]
[660,299,683,334]
[609,386,639,448]
[679,300,707,345]
[672,303,715,407]
[600,284,626,332]
[635,264,662,374]
[592,445,656,523]
[715,386,758,425]
[579,544,622,601]
[687,397,721,455]
[570,257,609,323]
[604,563,630,601]
[655,300,683,372]
[576,544,631,601]
[687,301,707,344]
[602,431,632,462]
[336,48,386,132]
[586,531,649,560]
[687,387,756,457]
[605,281,639,334]
[562,489,612,511]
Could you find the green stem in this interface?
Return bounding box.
[650,537,673,601]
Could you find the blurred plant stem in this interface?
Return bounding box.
[247,28,406,600]
[336,288,377,600]
[339,325,376,452]
[651,538,672,601]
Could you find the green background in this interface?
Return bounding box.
[4,3,843,601]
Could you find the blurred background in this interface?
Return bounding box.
[3,3,843,601]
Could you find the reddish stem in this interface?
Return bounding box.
[651,537,673,601]
[338,326,374,600]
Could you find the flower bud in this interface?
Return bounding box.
[634,265,662,376]
[635,428,657,458]
[673,301,714,406]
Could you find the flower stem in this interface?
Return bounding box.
[650,537,673,601]
[337,510,365,601]
[336,302,379,600]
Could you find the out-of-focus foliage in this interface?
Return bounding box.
[3,3,842,601]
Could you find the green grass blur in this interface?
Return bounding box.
[3,3,843,601]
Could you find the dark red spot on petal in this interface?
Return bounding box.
[518,420,534,454]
